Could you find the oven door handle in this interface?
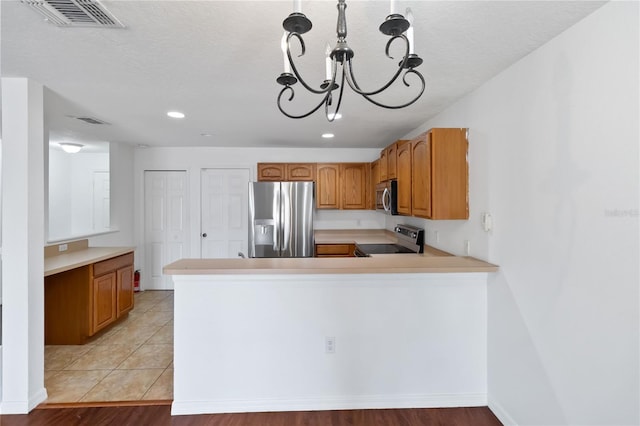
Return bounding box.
[382,187,390,212]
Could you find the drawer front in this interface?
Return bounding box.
[315,244,353,256]
[93,252,134,277]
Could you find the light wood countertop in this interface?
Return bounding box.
[164,254,498,275]
[45,246,135,277]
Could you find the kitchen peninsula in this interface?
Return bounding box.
[165,236,497,416]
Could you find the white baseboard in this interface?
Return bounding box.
[488,396,518,426]
[0,387,48,415]
[172,393,487,416]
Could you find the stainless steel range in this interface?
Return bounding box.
[354,224,425,257]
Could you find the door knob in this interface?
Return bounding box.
[202,233,207,238]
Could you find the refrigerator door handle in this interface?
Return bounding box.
[281,183,291,254]
[272,184,281,254]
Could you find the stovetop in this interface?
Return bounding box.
[356,244,416,254]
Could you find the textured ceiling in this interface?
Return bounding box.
[1,1,605,149]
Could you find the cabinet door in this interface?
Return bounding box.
[92,272,117,334]
[411,133,432,218]
[117,265,134,318]
[369,160,380,210]
[430,128,469,219]
[341,163,368,210]
[315,244,355,257]
[379,149,388,181]
[257,163,286,181]
[286,163,316,181]
[387,143,397,180]
[316,164,340,209]
[396,141,412,215]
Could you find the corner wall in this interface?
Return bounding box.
[405,2,639,424]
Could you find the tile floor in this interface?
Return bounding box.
[44,290,174,403]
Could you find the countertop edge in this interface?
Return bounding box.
[45,247,136,276]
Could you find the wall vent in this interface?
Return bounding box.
[21,0,125,28]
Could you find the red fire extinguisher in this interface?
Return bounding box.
[134,270,141,292]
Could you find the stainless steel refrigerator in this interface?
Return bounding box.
[248,181,314,258]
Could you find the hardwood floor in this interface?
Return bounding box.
[0,405,502,426]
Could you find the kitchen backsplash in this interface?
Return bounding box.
[314,210,384,230]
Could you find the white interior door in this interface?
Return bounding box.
[144,171,189,290]
[201,168,250,258]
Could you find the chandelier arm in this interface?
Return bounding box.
[277,86,333,119]
[359,69,426,109]
[343,35,409,97]
[287,33,333,95]
[325,67,347,122]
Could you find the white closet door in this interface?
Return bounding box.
[201,168,250,258]
[144,171,189,290]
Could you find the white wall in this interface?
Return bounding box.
[134,147,382,284]
[172,272,489,415]
[402,2,638,425]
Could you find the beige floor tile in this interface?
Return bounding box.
[146,325,173,344]
[125,310,173,328]
[149,298,174,312]
[45,370,110,403]
[45,345,94,370]
[131,299,157,313]
[80,369,164,402]
[97,325,160,347]
[118,344,173,370]
[142,368,173,400]
[136,290,172,303]
[65,344,138,370]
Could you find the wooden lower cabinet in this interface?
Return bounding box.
[93,272,117,334]
[45,252,135,344]
[315,243,355,257]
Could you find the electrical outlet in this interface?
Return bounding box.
[325,336,335,354]
[464,240,471,256]
[435,231,440,243]
[58,244,68,252]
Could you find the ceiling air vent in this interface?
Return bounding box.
[21,0,125,28]
[66,115,111,125]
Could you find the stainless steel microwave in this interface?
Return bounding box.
[375,180,398,215]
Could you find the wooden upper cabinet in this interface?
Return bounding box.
[386,142,398,180]
[258,163,315,181]
[286,163,316,181]
[379,148,388,181]
[257,163,286,181]
[369,160,380,210]
[316,163,340,209]
[396,140,412,215]
[340,163,368,210]
[411,128,469,220]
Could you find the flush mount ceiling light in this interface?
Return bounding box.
[59,142,84,153]
[321,133,335,139]
[167,111,185,119]
[277,0,425,121]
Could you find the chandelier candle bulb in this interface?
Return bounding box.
[293,0,302,13]
[281,31,291,74]
[325,43,332,80]
[406,8,415,54]
[390,0,397,15]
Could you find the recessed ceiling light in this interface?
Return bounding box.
[200,133,214,137]
[136,144,149,149]
[167,111,185,119]
[322,133,335,139]
[328,113,342,120]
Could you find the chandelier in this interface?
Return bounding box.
[276,0,425,121]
